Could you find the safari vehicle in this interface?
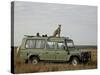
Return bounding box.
[17,35,91,66]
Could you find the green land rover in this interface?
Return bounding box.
[17,35,91,66]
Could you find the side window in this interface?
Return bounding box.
[47,41,56,49]
[26,40,35,48]
[67,42,73,47]
[25,39,45,49]
[57,42,65,49]
[35,40,45,48]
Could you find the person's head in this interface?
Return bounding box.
[36,32,40,36]
[58,24,61,28]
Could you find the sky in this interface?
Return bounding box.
[13,1,97,46]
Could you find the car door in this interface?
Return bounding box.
[55,42,68,61]
[40,41,56,60]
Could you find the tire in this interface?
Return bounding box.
[29,57,39,64]
[25,59,28,64]
[70,57,79,66]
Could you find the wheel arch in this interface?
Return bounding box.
[69,55,81,62]
[29,55,40,60]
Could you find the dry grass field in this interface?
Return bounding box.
[13,48,97,73]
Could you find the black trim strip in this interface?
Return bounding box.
[11,1,15,74]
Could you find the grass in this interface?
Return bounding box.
[13,48,97,73]
[15,62,97,73]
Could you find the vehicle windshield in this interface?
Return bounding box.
[66,40,75,48]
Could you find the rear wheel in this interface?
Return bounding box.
[29,57,39,64]
[70,57,79,66]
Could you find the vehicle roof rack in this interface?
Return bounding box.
[24,35,35,37]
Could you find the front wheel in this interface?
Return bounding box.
[70,57,79,66]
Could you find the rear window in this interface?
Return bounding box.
[35,40,45,48]
[25,39,45,49]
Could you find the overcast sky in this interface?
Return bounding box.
[14,1,97,46]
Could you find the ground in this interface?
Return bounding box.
[13,48,97,73]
